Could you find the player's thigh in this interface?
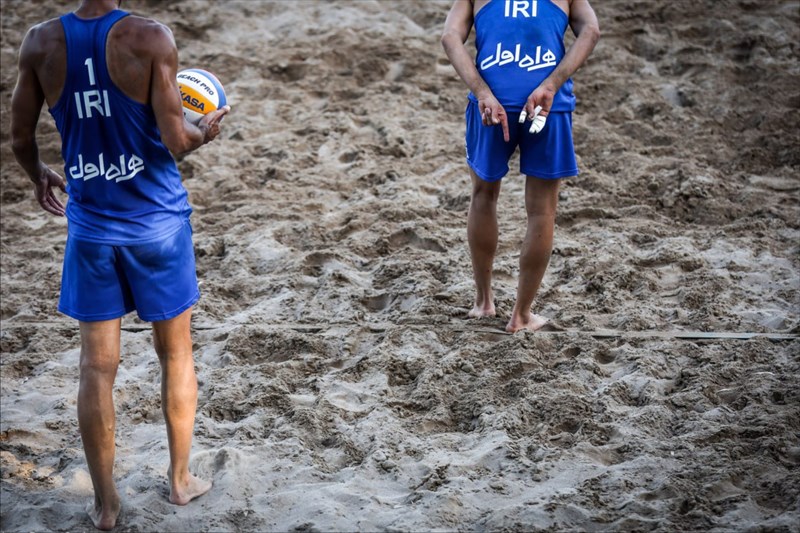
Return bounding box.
[524,175,560,217]
[79,318,122,371]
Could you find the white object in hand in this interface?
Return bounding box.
[518,109,527,123]
[529,105,546,134]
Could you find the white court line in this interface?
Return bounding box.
[2,320,797,341]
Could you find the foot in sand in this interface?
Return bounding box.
[86,495,121,531]
[506,313,548,333]
[168,468,212,505]
[468,294,496,318]
[469,303,496,318]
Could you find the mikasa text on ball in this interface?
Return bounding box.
[177,69,227,125]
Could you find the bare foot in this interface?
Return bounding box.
[86,496,121,531]
[468,294,496,318]
[168,468,212,505]
[468,303,496,318]
[506,313,548,333]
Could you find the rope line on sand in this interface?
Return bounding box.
[1,320,797,341]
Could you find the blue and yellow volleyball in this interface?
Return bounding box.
[177,68,227,124]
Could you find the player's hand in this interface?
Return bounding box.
[478,96,509,142]
[521,84,555,134]
[518,105,546,134]
[32,164,66,216]
[200,105,230,144]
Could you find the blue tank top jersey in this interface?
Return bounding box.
[49,10,191,245]
[469,0,575,112]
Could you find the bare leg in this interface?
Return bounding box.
[507,176,561,333]
[78,319,122,531]
[151,307,211,505]
[467,168,502,317]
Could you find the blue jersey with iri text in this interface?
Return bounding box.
[49,10,191,245]
[469,0,575,112]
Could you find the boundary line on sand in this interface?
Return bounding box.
[1,321,797,341]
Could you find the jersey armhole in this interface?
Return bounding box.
[543,0,569,23]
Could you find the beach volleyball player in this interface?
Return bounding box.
[442,0,599,332]
[11,0,228,529]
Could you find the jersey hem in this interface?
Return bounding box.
[467,93,576,113]
[522,168,579,179]
[66,217,187,246]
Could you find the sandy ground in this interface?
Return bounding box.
[1,0,799,531]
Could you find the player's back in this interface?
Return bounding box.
[23,13,163,108]
[469,0,575,111]
[47,9,189,245]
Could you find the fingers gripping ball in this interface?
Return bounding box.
[177,69,227,125]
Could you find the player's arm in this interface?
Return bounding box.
[148,23,228,157]
[549,0,600,93]
[522,0,600,119]
[442,0,509,141]
[11,25,67,216]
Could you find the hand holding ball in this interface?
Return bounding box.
[177,69,227,125]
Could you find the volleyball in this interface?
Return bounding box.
[177,68,227,124]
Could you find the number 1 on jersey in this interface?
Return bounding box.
[84,57,96,86]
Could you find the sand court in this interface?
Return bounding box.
[1,0,798,530]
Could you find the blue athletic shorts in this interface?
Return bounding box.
[58,220,199,322]
[465,100,578,182]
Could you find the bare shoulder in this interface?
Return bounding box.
[25,17,62,38]
[567,0,596,13]
[20,17,63,57]
[112,14,175,56]
[567,0,598,23]
[119,14,173,36]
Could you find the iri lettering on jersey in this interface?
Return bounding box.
[73,58,111,119]
[70,57,145,182]
[481,1,555,73]
[505,0,538,18]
